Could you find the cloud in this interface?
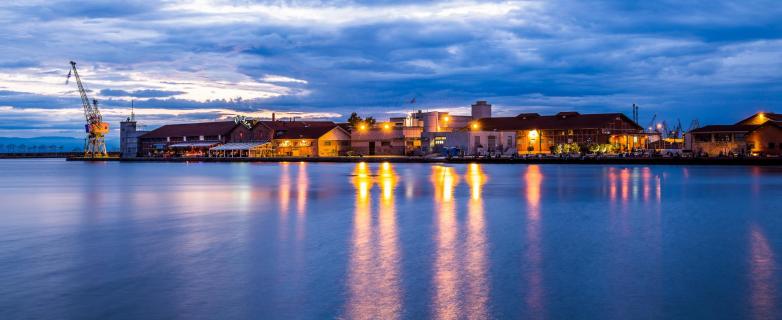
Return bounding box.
[0,0,781,137]
[99,89,185,98]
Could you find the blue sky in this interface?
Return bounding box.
[0,0,781,139]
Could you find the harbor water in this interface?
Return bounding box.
[0,159,781,319]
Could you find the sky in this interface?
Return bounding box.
[0,0,781,139]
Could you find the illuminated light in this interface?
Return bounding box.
[443,116,450,122]
[383,123,391,130]
[466,163,486,200]
[358,124,367,130]
[471,123,480,130]
[656,123,663,130]
[528,129,539,140]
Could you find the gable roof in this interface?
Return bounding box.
[476,112,642,131]
[689,124,760,133]
[689,121,780,133]
[735,112,782,125]
[140,121,238,139]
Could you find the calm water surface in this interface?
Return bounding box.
[1,159,781,319]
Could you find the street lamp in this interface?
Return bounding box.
[471,122,480,130]
[528,129,539,154]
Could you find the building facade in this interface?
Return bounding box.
[470,112,646,154]
[272,125,350,157]
[349,123,423,155]
[686,112,782,156]
[119,119,148,158]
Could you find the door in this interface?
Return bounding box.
[369,141,376,155]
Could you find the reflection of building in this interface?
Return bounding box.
[685,112,782,156]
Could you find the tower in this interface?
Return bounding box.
[471,100,492,119]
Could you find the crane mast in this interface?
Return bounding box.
[67,61,108,158]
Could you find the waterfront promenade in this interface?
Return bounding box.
[65,155,782,166]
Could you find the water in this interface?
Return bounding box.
[1,159,781,319]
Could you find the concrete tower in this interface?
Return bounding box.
[471,100,492,119]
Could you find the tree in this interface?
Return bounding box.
[347,113,377,127]
[347,112,363,127]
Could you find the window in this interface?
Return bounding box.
[769,142,776,149]
[324,141,332,146]
[507,135,513,147]
[381,141,391,146]
[474,136,481,148]
[694,134,711,142]
[714,133,731,142]
[487,136,496,148]
[434,137,446,145]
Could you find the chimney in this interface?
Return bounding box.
[272,112,276,122]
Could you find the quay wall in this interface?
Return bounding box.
[66,156,782,166]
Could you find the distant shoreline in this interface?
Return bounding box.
[59,156,782,166]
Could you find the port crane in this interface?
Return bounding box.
[66,61,108,157]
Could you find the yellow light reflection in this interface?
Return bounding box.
[749,224,777,320]
[347,162,374,319]
[278,162,291,241]
[432,165,459,320]
[620,168,630,202]
[377,162,401,318]
[525,165,542,216]
[295,162,308,242]
[465,163,489,318]
[524,165,545,314]
[465,163,487,200]
[432,166,459,203]
[345,162,402,319]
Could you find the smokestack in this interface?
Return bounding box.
[272,112,276,122]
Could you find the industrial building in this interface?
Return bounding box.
[123,117,349,158]
[425,111,646,156]
[120,99,658,158]
[119,116,148,158]
[468,112,647,154]
[349,101,492,156]
[685,112,782,156]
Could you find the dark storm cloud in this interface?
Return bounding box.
[0,0,781,137]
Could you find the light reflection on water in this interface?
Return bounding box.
[0,159,781,319]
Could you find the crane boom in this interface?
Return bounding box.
[67,61,108,158]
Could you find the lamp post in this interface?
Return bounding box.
[528,129,539,155]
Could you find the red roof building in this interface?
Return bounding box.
[468,112,647,154]
[686,112,782,156]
